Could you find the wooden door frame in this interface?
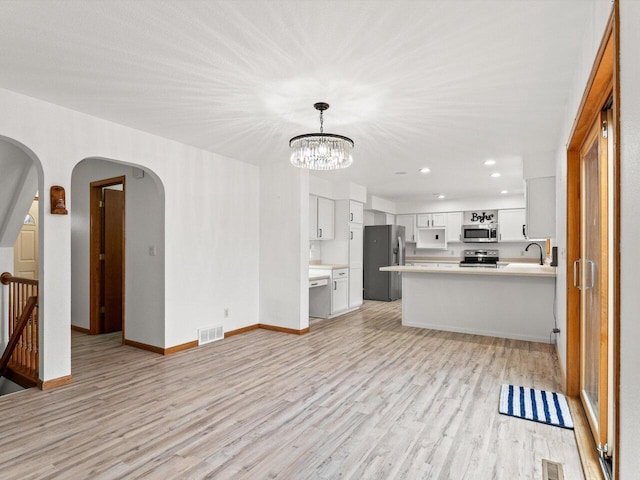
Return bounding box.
[89,176,126,341]
[566,2,619,477]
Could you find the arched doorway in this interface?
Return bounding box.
[0,135,44,388]
[70,157,165,353]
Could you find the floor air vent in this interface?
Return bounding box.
[198,325,224,345]
[542,459,564,480]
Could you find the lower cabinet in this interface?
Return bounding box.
[349,266,363,309]
[332,277,349,313]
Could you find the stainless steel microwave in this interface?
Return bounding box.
[461,224,498,243]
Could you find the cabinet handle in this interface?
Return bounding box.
[350,231,353,240]
[522,224,526,238]
[350,212,353,221]
[573,259,582,290]
[319,228,322,238]
[334,281,337,290]
[499,233,502,241]
[585,259,595,289]
[311,282,318,286]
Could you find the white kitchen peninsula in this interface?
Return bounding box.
[380,264,556,343]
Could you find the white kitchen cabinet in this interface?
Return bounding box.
[416,227,447,249]
[349,224,363,268]
[320,200,364,312]
[396,214,416,242]
[349,201,364,224]
[417,213,446,228]
[526,177,555,239]
[332,276,349,313]
[309,195,335,240]
[498,209,527,241]
[431,213,446,227]
[349,266,363,308]
[446,212,463,242]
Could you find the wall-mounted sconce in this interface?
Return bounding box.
[50,186,68,214]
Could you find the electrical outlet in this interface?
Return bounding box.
[224,308,229,318]
[148,246,156,256]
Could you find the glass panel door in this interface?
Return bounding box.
[579,111,609,453]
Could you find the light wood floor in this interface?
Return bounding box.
[0,301,584,479]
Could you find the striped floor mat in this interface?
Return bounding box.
[499,384,574,429]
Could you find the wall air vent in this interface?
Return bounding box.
[542,459,564,480]
[198,325,224,345]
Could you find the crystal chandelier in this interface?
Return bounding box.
[289,102,354,170]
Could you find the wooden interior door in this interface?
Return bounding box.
[90,176,125,336]
[13,198,39,279]
[102,188,124,333]
[578,111,609,456]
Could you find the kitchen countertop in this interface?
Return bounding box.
[406,257,542,265]
[381,262,556,278]
[308,264,349,270]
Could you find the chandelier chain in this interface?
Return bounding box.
[319,110,324,134]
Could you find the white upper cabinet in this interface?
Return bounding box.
[431,213,446,227]
[417,213,446,228]
[349,201,364,224]
[396,214,417,242]
[317,197,335,240]
[526,177,556,239]
[446,212,463,242]
[310,195,334,240]
[498,209,527,241]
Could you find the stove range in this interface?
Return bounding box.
[459,249,499,268]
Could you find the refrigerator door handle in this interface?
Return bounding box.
[397,236,405,265]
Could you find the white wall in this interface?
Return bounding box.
[0,139,38,247]
[553,0,612,377]
[523,151,555,179]
[309,175,367,203]
[366,194,397,214]
[259,162,309,331]
[619,0,640,475]
[396,194,525,214]
[0,247,12,348]
[0,87,260,380]
[70,159,165,348]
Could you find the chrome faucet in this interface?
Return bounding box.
[525,242,544,265]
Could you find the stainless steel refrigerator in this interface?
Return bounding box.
[363,225,405,301]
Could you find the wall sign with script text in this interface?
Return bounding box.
[463,210,498,224]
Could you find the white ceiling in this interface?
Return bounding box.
[0,0,594,202]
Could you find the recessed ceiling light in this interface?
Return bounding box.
[491,172,501,178]
[419,167,431,174]
[500,190,509,194]
[395,171,407,175]
[437,194,445,199]
[484,159,496,166]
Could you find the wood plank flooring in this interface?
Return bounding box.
[0,300,584,479]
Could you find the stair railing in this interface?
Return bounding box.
[1,272,39,382]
